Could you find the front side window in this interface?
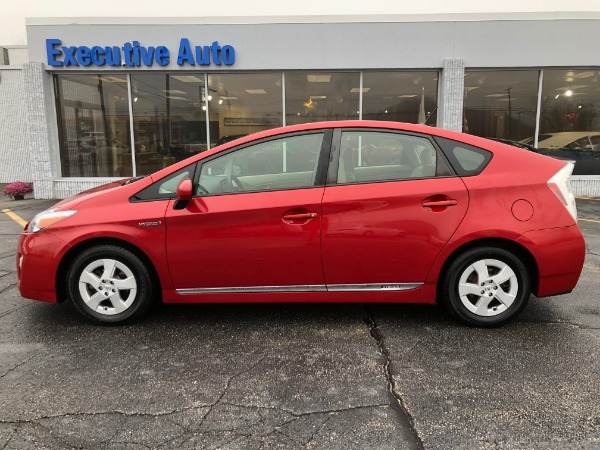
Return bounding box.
[198,133,325,195]
[131,164,196,201]
[336,131,451,184]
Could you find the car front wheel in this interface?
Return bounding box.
[66,245,154,324]
[440,246,531,327]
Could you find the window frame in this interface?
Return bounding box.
[192,128,334,197]
[327,127,456,186]
[433,137,493,177]
[129,163,199,202]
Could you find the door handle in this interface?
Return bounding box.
[282,212,317,221]
[422,199,457,208]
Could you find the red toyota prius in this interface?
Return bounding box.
[17,121,585,326]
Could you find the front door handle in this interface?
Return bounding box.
[282,212,317,221]
[422,199,458,208]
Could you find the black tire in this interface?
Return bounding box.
[66,245,155,324]
[439,246,531,327]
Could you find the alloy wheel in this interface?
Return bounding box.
[78,258,138,316]
[457,258,518,317]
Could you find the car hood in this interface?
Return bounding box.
[51,179,130,211]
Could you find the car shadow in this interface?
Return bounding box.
[22,299,455,333]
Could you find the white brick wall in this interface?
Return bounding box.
[23,63,60,199]
[438,58,465,133]
[53,178,124,198]
[6,46,29,66]
[0,67,32,183]
[571,176,600,198]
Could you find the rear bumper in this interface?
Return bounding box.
[17,231,70,303]
[517,224,586,298]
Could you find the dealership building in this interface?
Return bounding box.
[1,14,600,198]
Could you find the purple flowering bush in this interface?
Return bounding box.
[2,182,33,199]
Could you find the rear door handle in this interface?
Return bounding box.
[422,199,458,207]
[282,212,317,221]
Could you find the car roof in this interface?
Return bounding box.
[150,120,559,181]
[214,120,500,151]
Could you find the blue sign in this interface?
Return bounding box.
[46,38,235,67]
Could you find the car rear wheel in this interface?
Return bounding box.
[440,246,531,327]
[67,245,154,324]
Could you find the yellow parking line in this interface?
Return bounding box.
[1,209,27,227]
[578,218,600,224]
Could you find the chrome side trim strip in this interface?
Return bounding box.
[176,283,423,295]
[327,283,423,292]
[176,285,327,294]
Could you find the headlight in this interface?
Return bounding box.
[27,210,77,233]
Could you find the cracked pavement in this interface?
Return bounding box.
[0,199,599,449]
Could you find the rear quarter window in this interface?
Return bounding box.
[434,137,492,176]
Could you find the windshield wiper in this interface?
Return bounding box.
[123,175,148,185]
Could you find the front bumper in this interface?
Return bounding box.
[517,224,586,298]
[17,231,71,303]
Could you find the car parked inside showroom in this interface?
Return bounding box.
[17,121,585,327]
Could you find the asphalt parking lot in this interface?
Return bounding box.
[1,198,599,449]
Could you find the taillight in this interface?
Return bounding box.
[548,162,577,221]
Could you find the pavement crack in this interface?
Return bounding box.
[363,306,424,450]
[0,406,211,424]
[110,441,151,449]
[0,283,17,295]
[0,303,33,320]
[0,354,37,380]
[302,413,333,448]
[164,356,268,448]
[1,426,18,450]
[519,319,599,330]
[221,401,388,418]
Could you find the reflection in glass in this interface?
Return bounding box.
[207,73,283,147]
[199,133,324,195]
[338,131,441,183]
[131,74,207,175]
[285,72,360,125]
[463,70,539,142]
[54,74,132,177]
[362,72,438,125]
[537,69,600,175]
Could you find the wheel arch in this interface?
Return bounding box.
[436,237,540,301]
[56,237,163,304]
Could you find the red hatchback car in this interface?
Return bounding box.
[17,121,585,326]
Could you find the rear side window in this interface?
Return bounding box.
[336,131,453,185]
[434,137,492,176]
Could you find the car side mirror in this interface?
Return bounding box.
[176,178,192,201]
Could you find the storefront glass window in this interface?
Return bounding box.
[538,69,600,175]
[285,72,360,125]
[463,70,539,142]
[362,71,438,125]
[131,74,207,176]
[54,74,132,177]
[207,73,283,147]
